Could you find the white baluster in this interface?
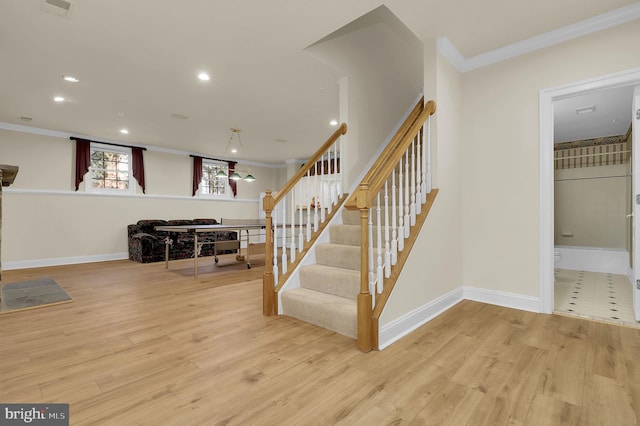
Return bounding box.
[368,207,375,305]
[272,203,279,287]
[306,170,311,241]
[339,133,343,201]
[290,193,296,263]
[397,157,405,252]
[313,162,319,232]
[416,129,422,215]
[384,180,391,278]
[410,137,416,226]
[391,166,398,264]
[298,190,304,254]
[426,115,432,196]
[320,154,326,223]
[328,148,334,214]
[404,151,410,236]
[376,193,383,294]
[281,196,287,275]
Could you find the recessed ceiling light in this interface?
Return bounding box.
[53,96,65,102]
[62,75,79,83]
[231,148,238,153]
[198,72,210,81]
[120,129,129,134]
[329,120,338,126]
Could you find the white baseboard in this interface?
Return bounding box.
[3,253,129,270]
[554,246,629,275]
[378,287,464,350]
[463,286,540,313]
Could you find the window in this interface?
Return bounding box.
[200,159,229,197]
[88,143,133,192]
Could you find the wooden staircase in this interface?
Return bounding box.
[262,97,437,351]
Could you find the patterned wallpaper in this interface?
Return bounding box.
[554,127,632,170]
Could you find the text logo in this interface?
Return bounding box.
[0,404,68,425]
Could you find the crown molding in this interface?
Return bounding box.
[439,2,640,73]
[0,121,283,169]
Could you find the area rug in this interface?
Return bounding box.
[0,278,72,314]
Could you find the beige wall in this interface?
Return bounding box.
[461,21,640,297]
[306,7,424,190]
[555,164,629,249]
[380,44,463,325]
[0,128,284,267]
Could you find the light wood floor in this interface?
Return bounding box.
[1,256,639,425]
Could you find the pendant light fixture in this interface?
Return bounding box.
[222,128,256,182]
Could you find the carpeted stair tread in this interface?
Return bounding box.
[341,208,361,226]
[281,288,357,338]
[315,243,361,270]
[329,224,360,246]
[299,264,359,300]
[330,223,400,246]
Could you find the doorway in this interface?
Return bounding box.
[539,68,640,316]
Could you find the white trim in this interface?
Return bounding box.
[436,37,466,72]
[378,287,463,350]
[87,142,135,195]
[463,286,540,313]
[3,253,129,271]
[438,3,640,72]
[539,68,640,315]
[3,187,258,203]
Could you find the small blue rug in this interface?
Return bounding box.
[0,278,72,313]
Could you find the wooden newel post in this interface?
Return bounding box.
[262,190,275,316]
[356,183,373,352]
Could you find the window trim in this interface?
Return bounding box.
[199,158,231,199]
[86,142,135,194]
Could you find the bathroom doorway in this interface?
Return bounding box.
[539,68,640,319]
[552,85,635,325]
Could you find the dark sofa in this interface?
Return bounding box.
[127,218,238,263]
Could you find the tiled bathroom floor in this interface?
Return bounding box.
[554,269,640,328]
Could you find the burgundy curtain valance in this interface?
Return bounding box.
[192,156,203,196]
[74,138,90,191]
[190,155,238,198]
[131,147,146,193]
[70,137,147,192]
[228,161,237,198]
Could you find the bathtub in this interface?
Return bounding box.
[554,245,629,275]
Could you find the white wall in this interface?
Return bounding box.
[0,128,284,268]
[461,21,640,299]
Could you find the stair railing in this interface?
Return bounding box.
[262,124,348,315]
[345,98,436,351]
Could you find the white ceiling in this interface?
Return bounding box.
[554,85,635,143]
[0,0,638,164]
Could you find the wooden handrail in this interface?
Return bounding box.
[263,123,348,316]
[346,100,435,211]
[343,97,436,351]
[272,123,347,206]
